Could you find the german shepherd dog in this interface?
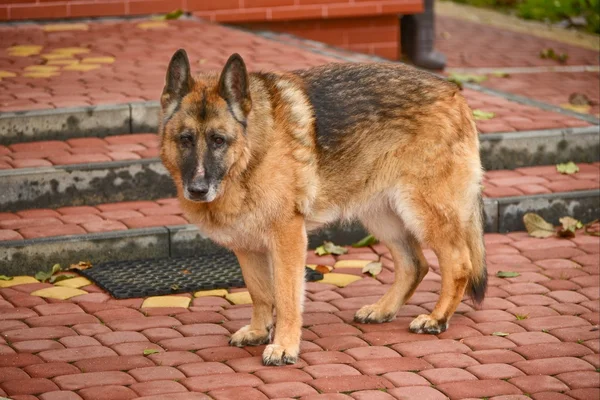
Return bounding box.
[160,49,487,366]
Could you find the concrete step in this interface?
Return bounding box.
[2,128,599,212]
[1,180,598,273]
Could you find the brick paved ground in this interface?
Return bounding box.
[0,232,598,399]
[0,162,598,241]
[436,16,600,116]
[0,16,596,131]
[435,16,599,68]
[482,72,600,117]
[0,18,335,112]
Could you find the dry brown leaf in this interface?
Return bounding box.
[523,213,555,238]
[315,265,330,274]
[68,261,92,271]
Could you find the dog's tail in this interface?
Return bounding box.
[465,193,487,306]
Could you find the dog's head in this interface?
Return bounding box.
[159,49,252,203]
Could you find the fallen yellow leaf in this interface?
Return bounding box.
[561,103,591,113]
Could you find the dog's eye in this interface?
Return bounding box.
[178,133,194,148]
[212,135,225,146]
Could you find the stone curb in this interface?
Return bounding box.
[1,190,598,273]
[0,158,174,212]
[0,101,160,145]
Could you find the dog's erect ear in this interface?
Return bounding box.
[218,53,251,125]
[162,49,192,115]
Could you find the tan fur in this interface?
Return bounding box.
[160,53,487,365]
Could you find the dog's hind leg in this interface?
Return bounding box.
[354,207,429,324]
[229,250,274,347]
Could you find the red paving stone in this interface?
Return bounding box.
[0,231,594,398]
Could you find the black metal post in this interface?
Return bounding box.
[400,0,446,70]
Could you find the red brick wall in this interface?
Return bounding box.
[244,15,400,59]
[0,0,421,60]
[0,0,420,21]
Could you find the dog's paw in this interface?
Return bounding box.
[229,325,271,347]
[409,314,448,334]
[354,304,395,324]
[262,344,298,366]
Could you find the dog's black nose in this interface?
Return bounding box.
[188,181,209,197]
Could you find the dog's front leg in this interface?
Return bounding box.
[262,214,307,366]
[229,250,274,347]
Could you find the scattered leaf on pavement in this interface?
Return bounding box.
[540,48,568,64]
[447,73,487,89]
[315,265,331,274]
[181,269,191,275]
[561,103,591,113]
[492,332,510,337]
[362,262,382,277]
[164,9,184,19]
[523,213,555,238]
[491,71,510,78]
[143,349,160,356]
[0,275,13,281]
[352,234,378,248]
[496,271,520,278]
[473,110,496,120]
[315,246,328,256]
[35,264,62,283]
[569,93,592,106]
[315,241,348,256]
[557,216,583,238]
[68,261,92,271]
[556,161,579,175]
[170,284,180,291]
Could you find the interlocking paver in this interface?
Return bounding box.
[182,373,263,392]
[129,380,188,397]
[509,375,570,394]
[513,357,595,375]
[73,355,153,373]
[53,371,135,390]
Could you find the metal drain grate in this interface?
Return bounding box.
[80,252,324,299]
